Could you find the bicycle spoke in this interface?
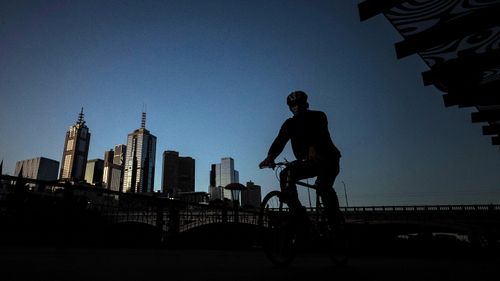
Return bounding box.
[259,191,296,267]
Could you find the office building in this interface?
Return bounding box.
[59,108,91,182]
[103,144,126,192]
[123,112,157,193]
[15,157,59,181]
[208,164,222,200]
[208,157,239,201]
[241,181,262,208]
[85,159,104,186]
[161,150,195,197]
[102,149,114,189]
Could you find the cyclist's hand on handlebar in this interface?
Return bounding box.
[259,156,275,169]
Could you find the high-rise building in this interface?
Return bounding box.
[208,157,239,201]
[241,181,262,208]
[15,157,59,181]
[113,144,127,165]
[85,159,104,186]
[208,164,222,200]
[102,149,114,188]
[59,108,91,182]
[123,112,156,193]
[102,144,126,192]
[161,150,195,197]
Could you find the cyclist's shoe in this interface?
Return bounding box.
[292,210,313,251]
[326,210,345,227]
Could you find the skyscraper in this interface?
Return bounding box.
[161,150,195,197]
[208,164,222,200]
[123,113,157,193]
[208,157,239,201]
[102,149,114,188]
[59,108,91,182]
[103,144,126,192]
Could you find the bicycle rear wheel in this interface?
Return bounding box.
[258,190,296,267]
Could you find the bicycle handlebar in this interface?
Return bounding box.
[259,161,291,170]
[260,160,317,189]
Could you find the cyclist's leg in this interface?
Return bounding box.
[279,162,316,224]
[278,162,314,205]
[316,159,349,264]
[315,158,343,225]
[318,188,343,225]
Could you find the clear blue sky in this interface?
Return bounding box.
[1,0,499,206]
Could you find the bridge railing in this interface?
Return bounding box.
[2,174,500,235]
[175,204,261,232]
[341,204,500,212]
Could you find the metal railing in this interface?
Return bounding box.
[341,204,500,212]
[2,174,500,234]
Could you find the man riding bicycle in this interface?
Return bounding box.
[259,90,343,226]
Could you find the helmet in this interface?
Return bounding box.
[287,91,308,106]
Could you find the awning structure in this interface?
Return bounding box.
[358,0,500,150]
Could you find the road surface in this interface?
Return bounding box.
[1,247,498,281]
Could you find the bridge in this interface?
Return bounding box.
[1,174,499,249]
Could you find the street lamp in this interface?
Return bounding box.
[224,183,246,223]
[341,181,349,208]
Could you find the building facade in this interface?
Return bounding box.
[123,113,157,193]
[161,150,195,198]
[85,159,104,186]
[59,108,91,182]
[15,157,59,181]
[208,164,222,200]
[208,157,239,201]
[241,181,262,208]
[103,144,126,192]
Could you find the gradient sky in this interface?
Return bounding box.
[1,0,499,206]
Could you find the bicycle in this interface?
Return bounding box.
[258,160,349,267]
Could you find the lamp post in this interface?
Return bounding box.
[224,183,245,223]
[341,181,349,208]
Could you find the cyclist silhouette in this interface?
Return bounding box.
[259,90,343,225]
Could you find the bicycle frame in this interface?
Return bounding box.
[269,161,330,228]
[295,181,330,226]
[258,170,349,267]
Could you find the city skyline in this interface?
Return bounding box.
[1,1,499,206]
[7,109,253,198]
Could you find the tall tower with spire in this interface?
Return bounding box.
[123,112,157,193]
[59,108,91,182]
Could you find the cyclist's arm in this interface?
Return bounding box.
[267,119,291,161]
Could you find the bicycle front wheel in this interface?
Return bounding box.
[258,190,296,267]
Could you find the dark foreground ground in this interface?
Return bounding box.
[1,223,499,281]
[1,246,499,281]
